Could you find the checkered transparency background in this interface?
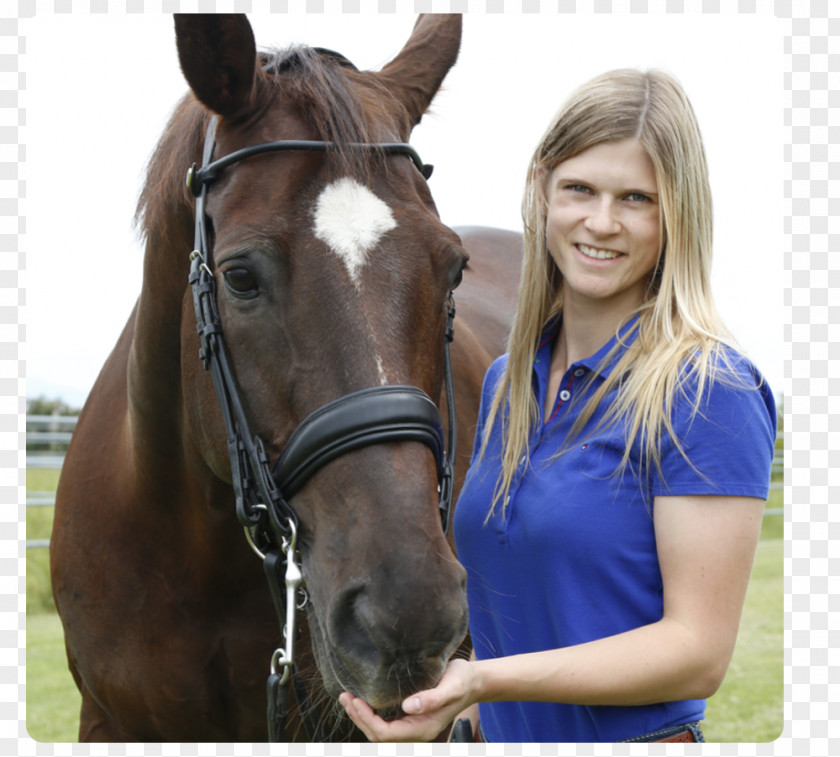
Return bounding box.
[3,0,833,754]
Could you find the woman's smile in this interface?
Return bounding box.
[576,243,624,262]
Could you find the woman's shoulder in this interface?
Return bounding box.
[484,353,510,390]
[653,343,777,496]
[675,343,777,435]
[682,343,772,397]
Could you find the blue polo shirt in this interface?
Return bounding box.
[453,317,776,743]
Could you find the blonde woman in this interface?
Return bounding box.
[340,69,776,743]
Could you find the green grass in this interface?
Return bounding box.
[703,538,784,742]
[26,613,81,742]
[26,467,79,742]
[27,468,62,491]
[26,468,785,743]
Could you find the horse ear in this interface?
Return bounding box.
[174,13,259,118]
[378,14,462,131]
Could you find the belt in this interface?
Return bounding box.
[655,727,698,743]
[458,721,700,743]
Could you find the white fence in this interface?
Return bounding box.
[26,415,784,550]
[26,415,77,549]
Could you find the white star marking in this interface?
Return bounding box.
[312,177,397,287]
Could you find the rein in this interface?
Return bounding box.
[187,115,457,742]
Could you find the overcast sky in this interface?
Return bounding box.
[23,10,783,408]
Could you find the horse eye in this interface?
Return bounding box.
[449,256,468,290]
[223,267,258,296]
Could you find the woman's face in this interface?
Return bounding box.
[544,138,662,313]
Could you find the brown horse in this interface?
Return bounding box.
[50,14,520,742]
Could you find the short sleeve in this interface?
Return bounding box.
[651,352,777,500]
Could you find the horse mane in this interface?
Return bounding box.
[135,45,401,247]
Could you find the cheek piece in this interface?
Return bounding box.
[187,113,457,742]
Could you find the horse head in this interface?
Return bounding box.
[172,14,468,716]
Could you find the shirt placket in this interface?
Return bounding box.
[498,364,588,541]
[546,366,586,425]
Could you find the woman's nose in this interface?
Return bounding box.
[584,198,621,236]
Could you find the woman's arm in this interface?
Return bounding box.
[340,493,765,742]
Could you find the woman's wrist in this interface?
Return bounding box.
[469,655,510,704]
[470,651,565,705]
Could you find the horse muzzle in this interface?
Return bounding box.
[316,562,469,710]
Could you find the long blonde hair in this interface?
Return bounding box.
[482,68,741,517]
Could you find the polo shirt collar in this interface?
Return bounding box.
[536,312,641,380]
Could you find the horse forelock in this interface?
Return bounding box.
[259,44,406,177]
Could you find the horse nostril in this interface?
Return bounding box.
[328,583,379,664]
[328,571,468,675]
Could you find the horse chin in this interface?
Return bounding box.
[373,705,406,722]
[305,606,450,713]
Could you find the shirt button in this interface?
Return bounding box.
[559,389,571,401]
[574,368,585,377]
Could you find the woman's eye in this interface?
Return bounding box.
[223,267,258,296]
[626,192,653,203]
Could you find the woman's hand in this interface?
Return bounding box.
[339,657,476,742]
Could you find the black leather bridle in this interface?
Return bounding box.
[186,115,457,741]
